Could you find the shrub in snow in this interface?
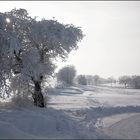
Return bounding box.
[11,94,33,107]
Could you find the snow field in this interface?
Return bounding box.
[0,85,140,139]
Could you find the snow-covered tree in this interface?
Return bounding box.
[57,65,76,86]
[0,9,84,107]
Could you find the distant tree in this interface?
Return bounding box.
[130,75,140,89]
[108,77,116,87]
[99,77,110,85]
[57,65,76,86]
[86,75,94,85]
[77,75,87,85]
[93,75,100,86]
[119,76,131,88]
[0,9,83,107]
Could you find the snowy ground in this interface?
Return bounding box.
[0,85,140,139]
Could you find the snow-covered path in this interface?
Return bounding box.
[102,113,140,139]
[48,85,140,139]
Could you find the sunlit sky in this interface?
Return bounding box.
[0,1,140,78]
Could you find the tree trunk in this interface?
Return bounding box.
[33,81,45,107]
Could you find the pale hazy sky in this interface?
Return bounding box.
[0,1,140,78]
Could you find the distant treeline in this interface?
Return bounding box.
[77,75,140,89]
[56,65,140,89]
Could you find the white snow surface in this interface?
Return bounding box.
[0,85,140,139]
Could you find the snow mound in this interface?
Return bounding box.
[0,107,106,139]
[0,121,35,139]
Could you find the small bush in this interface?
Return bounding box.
[11,94,34,107]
